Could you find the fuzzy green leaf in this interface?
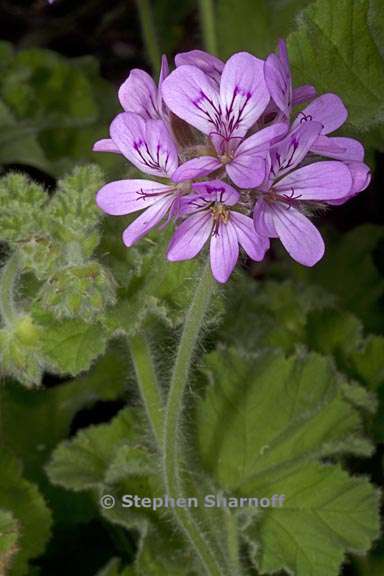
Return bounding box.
[37,261,116,323]
[197,348,373,490]
[1,347,128,482]
[196,348,379,575]
[0,509,19,575]
[46,409,147,492]
[288,0,384,135]
[37,315,108,376]
[244,463,380,576]
[0,452,52,576]
[0,173,48,243]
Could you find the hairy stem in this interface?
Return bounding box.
[129,333,163,446]
[198,0,218,55]
[163,261,224,576]
[0,253,19,326]
[135,0,161,75]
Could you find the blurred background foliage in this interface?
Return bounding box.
[0,1,383,576]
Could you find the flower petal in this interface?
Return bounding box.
[231,211,269,261]
[253,199,278,237]
[167,212,212,260]
[93,138,121,154]
[272,204,325,266]
[311,135,365,161]
[264,40,292,117]
[327,161,371,205]
[191,180,240,206]
[275,161,353,200]
[270,121,323,177]
[293,93,348,134]
[226,154,266,188]
[175,50,224,84]
[162,65,221,135]
[110,113,178,177]
[157,55,169,113]
[226,123,288,188]
[122,196,174,246]
[220,52,269,136]
[292,85,316,106]
[172,156,221,183]
[118,70,159,119]
[210,220,239,283]
[96,180,173,215]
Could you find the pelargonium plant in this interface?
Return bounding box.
[94,40,370,282]
[88,40,374,576]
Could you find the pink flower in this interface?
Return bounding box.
[253,122,355,266]
[162,52,284,187]
[167,181,269,283]
[93,56,169,154]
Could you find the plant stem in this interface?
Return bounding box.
[163,261,224,576]
[135,0,161,75]
[198,0,217,55]
[0,253,19,326]
[129,333,163,446]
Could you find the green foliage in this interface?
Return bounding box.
[217,0,312,58]
[287,0,384,141]
[0,173,47,242]
[282,225,384,333]
[244,463,379,576]
[0,509,19,575]
[0,42,123,175]
[46,408,198,575]
[196,347,380,576]
[223,277,384,393]
[0,452,52,576]
[1,347,128,482]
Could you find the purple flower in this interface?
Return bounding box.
[94,41,371,282]
[96,111,213,246]
[168,181,269,283]
[253,121,355,266]
[93,56,169,154]
[264,39,316,120]
[292,93,365,163]
[162,52,287,187]
[175,50,224,84]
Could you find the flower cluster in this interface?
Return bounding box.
[94,41,370,283]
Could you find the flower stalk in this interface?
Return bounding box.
[135,0,161,75]
[129,333,163,446]
[198,0,218,55]
[162,260,224,576]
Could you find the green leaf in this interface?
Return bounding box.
[197,348,373,490]
[243,463,380,576]
[0,44,123,175]
[0,509,19,575]
[1,347,129,482]
[288,0,384,134]
[37,261,116,323]
[46,409,146,492]
[0,315,44,387]
[46,165,104,245]
[38,315,108,376]
[196,347,380,576]
[0,452,52,576]
[0,173,48,243]
[103,229,204,335]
